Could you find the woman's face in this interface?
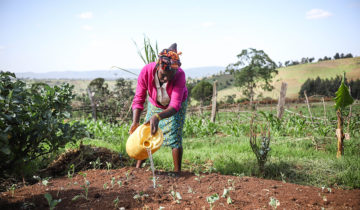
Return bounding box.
[157,65,177,83]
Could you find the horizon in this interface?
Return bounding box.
[1,0,360,73]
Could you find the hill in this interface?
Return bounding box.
[15,66,224,80]
[214,57,360,100]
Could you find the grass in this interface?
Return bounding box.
[151,134,360,188]
[65,102,360,189]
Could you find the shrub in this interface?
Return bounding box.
[0,71,87,177]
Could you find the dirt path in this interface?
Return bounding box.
[1,167,359,209]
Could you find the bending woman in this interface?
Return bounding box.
[129,43,188,174]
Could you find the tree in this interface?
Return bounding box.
[225,48,278,109]
[191,80,213,105]
[334,53,340,60]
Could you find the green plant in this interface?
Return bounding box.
[334,73,354,157]
[106,162,112,172]
[8,184,16,197]
[117,180,122,188]
[111,177,115,188]
[33,176,51,186]
[103,182,108,190]
[133,191,148,202]
[0,71,87,176]
[89,157,102,170]
[67,164,75,179]
[44,193,61,210]
[249,115,271,176]
[206,193,219,210]
[134,35,159,64]
[170,191,182,204]
[269,197,280,209]
[113,196,119,209]
[72,172,90,201]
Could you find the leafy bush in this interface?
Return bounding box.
[0,71,87,176]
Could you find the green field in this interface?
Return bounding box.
[68,102,360,189]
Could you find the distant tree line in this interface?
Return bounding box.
[299,75,360,99]
[281,52,354,67]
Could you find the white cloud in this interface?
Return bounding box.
[202,21,215,28]
[82,25,93,31]
[78,12,93,19]
[306,9,332,19]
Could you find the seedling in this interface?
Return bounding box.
[206,193,219,210]
[103,183,108,190]
[44,193,62,210]
[133,191,148,202]
[222,188,230,198]
[187,186,194,194]
[33,176,51,186]
[280,172,286,183]
[111,177,116,188]
[72,173,90,201]
[194,172,204,183]
[269,197,280,209]
[106,162,112,173]
[170,191,182,204]
[8,184,16,197]
[125,170,130,181]
[67,164,75,179]
[113,196,119,209]
[227,196,232,204]
[117,180,122,188]
[89,157,102,170]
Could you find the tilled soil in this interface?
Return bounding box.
[1,167,359,209]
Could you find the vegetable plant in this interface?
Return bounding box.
[72,172,90,201]
[206,193,219,210]
[44,193,61,210]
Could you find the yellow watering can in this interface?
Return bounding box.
[126,124,164,160]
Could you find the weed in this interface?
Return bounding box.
[44,193,61,210]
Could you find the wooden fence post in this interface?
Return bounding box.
[277,82,288,119]
[210,81,217,123]
[87,87,97,121]
[304,91,314,125]
[322,97,327,124]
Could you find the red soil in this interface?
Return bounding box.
[1,167,359,209]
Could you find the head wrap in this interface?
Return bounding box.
[157,43,182,71]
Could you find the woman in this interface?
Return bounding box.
[129,43,188,174]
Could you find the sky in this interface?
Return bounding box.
[0,0,359,73]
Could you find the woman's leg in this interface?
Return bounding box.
[172,146,183,172]
[136,159,144,168]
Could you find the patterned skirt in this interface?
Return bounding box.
[145,100,187,149]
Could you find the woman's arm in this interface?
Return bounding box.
[129,108,142,134]
[146,106,177,135]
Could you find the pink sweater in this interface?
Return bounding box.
[132,62,188,111]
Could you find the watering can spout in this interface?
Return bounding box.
[126,124,164,160]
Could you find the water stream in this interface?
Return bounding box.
[146,148,156,188]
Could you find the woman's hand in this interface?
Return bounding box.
[129,122,140,134]
[145,115,160,135]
